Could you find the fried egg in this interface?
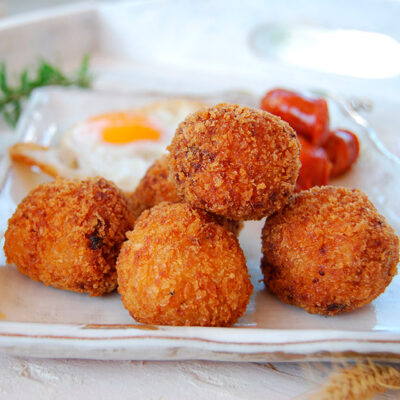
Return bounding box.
[9,99,206,192]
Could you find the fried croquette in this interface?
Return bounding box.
[261,186,399,315]
[168,103,301,220]
[4,177,135,296]
[210,213,243,238]
[128,154,243,236]
[116,202,253,326]
[128,154,182,219]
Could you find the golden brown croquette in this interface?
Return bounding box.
[168,103,301,220]
[128,155,182,219]
[116,202,253,326]
[261,186,399,315]
[210,213,243,238]
[4,177,135,296]
[128,154,243,236]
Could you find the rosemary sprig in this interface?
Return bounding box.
[0,54,92,128]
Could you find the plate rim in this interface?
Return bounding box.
[1,320,400,361]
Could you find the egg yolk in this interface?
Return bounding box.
[90,112,161,144]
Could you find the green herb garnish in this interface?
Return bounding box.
[0,54,92,128]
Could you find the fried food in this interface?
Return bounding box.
[116,202,253,326]
[168,103,301,220]
[210,214,243,238]
[9,99,207,192]
[4,177,135,296]
[128,155,182,219]
[261,186,399,315]
[128,154,243,236]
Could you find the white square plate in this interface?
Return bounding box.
[0,87,399,361]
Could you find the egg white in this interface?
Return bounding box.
[58,99,206,192]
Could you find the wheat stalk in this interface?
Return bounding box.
[309,360,400,400]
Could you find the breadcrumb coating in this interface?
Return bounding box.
[117,202,253,326]
[261,186,399,315]
[168,103,301,220]
[128,154,243,236]
[4,177,135,296]
[128,155,182,219]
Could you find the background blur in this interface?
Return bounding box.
[1,0,400,162]
[0,0,104,16]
